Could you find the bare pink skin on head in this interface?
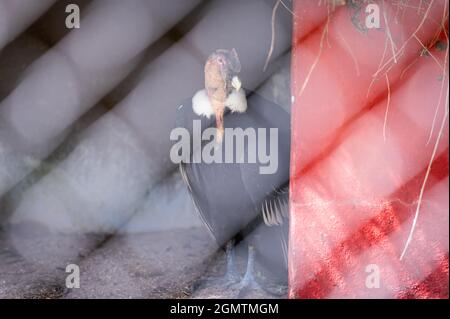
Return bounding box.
[204,49,241,142]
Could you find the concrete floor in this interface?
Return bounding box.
[0,224,285,298]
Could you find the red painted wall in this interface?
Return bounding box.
[289,0,449,298]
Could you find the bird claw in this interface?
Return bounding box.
[223,270,240,287]
[193,241,286,298]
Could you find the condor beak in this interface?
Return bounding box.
[231,76,242,91]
